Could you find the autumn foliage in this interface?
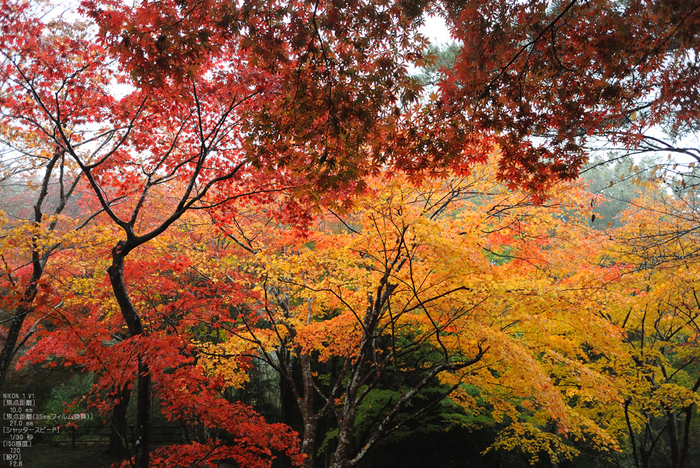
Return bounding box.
[1,0,700,467]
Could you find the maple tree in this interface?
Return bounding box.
[18,207,304,468]
[418,0,700,191]
[195,163,634,468]
[78,0,700,191]
[598,176,700,468]
[0,157,81,390]
[0,0,103,390]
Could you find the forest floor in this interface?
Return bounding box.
[14,444,124,468]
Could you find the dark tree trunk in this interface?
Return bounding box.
[298,354,318,468]
[0,299,36,392]
[278,349,299,428]
[135,361,151,467]
[108,242,150,468]
[108,384,132,455]
[667,410,681,468]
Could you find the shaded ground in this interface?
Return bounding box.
[15,445,124,468]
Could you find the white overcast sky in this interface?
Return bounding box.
[421,15,453,47]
